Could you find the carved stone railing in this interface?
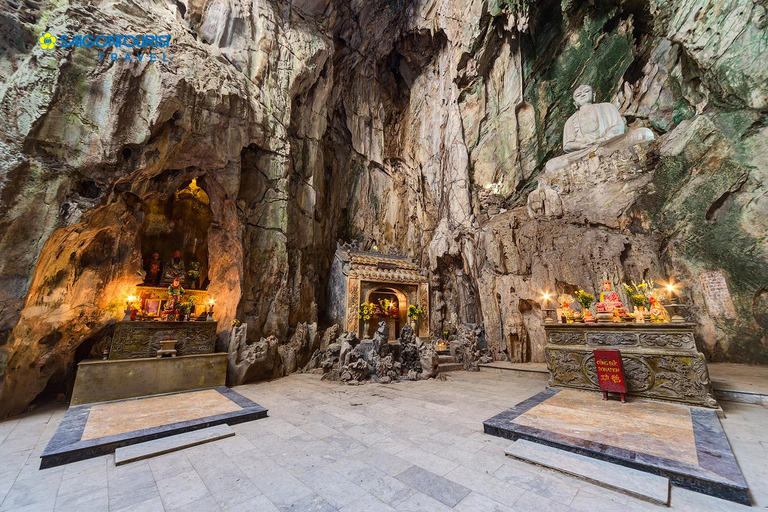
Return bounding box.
[544,323,718,408]
[109,321,217,360]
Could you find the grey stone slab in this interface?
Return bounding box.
[348,466,415,507]
[504,439,670,506]
[393,492,455,512]
[395,465,470,507]
[453,492,516,512]
[484,388,750,505]
[155,469,211,510]
[250,466,314,508]
[41,387,267,469]
[279,493,336,512]
[114,424,235,465]
[299,466,367,508]
[339,493,398,512]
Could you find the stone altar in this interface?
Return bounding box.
[109,321,217,360]
[544,323,718,408]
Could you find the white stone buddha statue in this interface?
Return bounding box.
[545,85,654,172]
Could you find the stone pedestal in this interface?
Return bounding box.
[544,323,718,408]
[71,354,227,405]
[110,321,217,360]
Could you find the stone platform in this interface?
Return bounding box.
[71,353,227,405]
[483,388,749,505]
[40,387,267,469]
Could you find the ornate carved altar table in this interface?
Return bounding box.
[109,321,217,360]
[544,323,718,408]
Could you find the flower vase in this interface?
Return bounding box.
[634,306,645,323]
[362,319,370,339]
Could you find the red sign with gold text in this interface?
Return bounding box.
[594,349,627,394]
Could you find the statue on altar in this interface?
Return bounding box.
[161,251,187,285]
[597,280,628,319]
[144,252,162,286]
[545,84,654,172]
[163,277,185,318]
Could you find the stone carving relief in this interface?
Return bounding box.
[526,182,563,219]
[109,323,216,360]
[546,348,590,388]
[547,331,585,345]
[586,332,638,346]
[346,278,360,333]
[639,333,694,350]
[692,353,719,408]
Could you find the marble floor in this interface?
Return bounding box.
[0,371,766,512]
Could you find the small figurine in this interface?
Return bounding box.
[144,252,162,286]
[557,294,576,323]
[649,296,670,323]
[161,251,187,285]
[163,277,185,319]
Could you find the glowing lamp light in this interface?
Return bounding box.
[124,295,137,321]
[540,290,555,324]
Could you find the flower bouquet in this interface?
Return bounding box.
[358,302,375,320]
[574,290,595,322]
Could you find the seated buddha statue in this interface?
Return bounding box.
[597,281,625,314]
[545,85,654,172]
[161,251,188,285]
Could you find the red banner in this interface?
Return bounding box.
[594,349,627,394]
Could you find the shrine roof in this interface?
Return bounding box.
[348,265,427,284]
[338,246,427,283]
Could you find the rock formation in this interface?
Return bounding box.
[1,0,767,415]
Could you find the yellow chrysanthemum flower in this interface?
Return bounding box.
[39,33,56,50]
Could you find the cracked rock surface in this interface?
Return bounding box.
[0,0,767,415]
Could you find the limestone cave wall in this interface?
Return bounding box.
[0,0,766,416]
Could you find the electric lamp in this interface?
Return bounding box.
[664,279,686,323]
[540,290,555,324]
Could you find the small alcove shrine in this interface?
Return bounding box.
[327,242,429,341]
[109,178,217,360]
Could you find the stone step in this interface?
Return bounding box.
[438,355,456,364]
[504,440,670,506]
[114,424,235,465]
[439,363,464,372]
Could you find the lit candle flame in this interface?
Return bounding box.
[665,278,679,294]
[127,295,136,303]
[540,291,551,303]
[208,298,215,305]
